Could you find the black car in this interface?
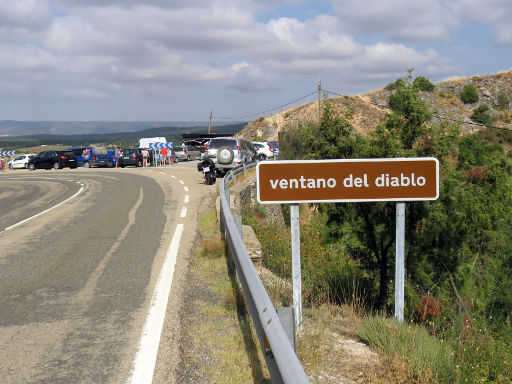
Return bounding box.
[28,150,78,170]
[120,148,143,167]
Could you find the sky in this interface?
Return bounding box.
[0,0,511,122]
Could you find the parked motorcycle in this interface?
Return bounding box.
[197,156,216,185]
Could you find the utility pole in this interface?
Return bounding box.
[208,110,212,134]
[318,78,322,123]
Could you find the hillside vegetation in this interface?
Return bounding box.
[242,71,512,383]
[240,70,512,141]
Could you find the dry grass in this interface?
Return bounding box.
[187,207,271,383]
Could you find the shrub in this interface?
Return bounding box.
[413,76,435,91]
[385,78,406,91]
[242,205,363,306]
[454,326,512,383]
[344,106,356,118]
[496,93,510,110]
[471,104,492,125]
[461,84,479,104]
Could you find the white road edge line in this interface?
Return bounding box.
[180,207,187,218]
[2,184,85,233]
[127,223,184,384]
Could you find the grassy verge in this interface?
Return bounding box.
[183,207,270,383]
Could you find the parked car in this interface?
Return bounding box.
[120,148,143,167]
[206,137,256,175]
[68,146,109,168]
[268,141,279,157]
[252,142,274,161]
[107,150,117,167]
[8,154,35,169]
[173,145,201,161]
[28,150,78,170]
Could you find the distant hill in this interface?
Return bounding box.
[0,120,247,136]
[0,123,246,150]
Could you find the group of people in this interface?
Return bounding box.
[113,147,163,168]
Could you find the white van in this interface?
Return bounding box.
[138,137,167,149]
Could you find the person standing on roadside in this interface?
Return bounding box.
[142,149,148,167]
[161,147,168,166]
[115,147,122,168]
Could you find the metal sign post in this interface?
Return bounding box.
[395,202,405,322]
[290,204,302,331]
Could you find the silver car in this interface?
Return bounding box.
[206,137,256,175]
[173,145,201,161]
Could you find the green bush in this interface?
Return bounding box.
[242,205,362,306]
[471,104,492,125]
[385,78,406,91]
[455,327,512,383]
[413,76,435,91]
[496,93,510,110]
[461,84,479,104]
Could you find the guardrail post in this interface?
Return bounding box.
[277,307,296,351]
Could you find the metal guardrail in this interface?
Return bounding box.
[220,163,309,384]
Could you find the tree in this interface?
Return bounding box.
[318,76,437,308]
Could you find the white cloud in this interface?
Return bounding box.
[0,45,57,73]
[0,0,496,120]
[0,0,52,29]
[329,0,458,41]
[454,0,512,46]
[64,88,108,99]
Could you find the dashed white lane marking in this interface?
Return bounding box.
[179,180,184,185]
[184,195,189,204]
[170,175,176,179]
[159,172,166,175]
[180,207,187,218]
[1,184,85,233]
[184,186,189,192]
[127,224,184,384]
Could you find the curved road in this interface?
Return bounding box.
[0,163,211,383]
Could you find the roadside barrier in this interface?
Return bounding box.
[220,163,309,384]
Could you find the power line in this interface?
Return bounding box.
[212,90,318,120]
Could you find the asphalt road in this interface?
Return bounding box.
[0,163,211,384]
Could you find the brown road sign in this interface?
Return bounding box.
[257,158,439,204]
